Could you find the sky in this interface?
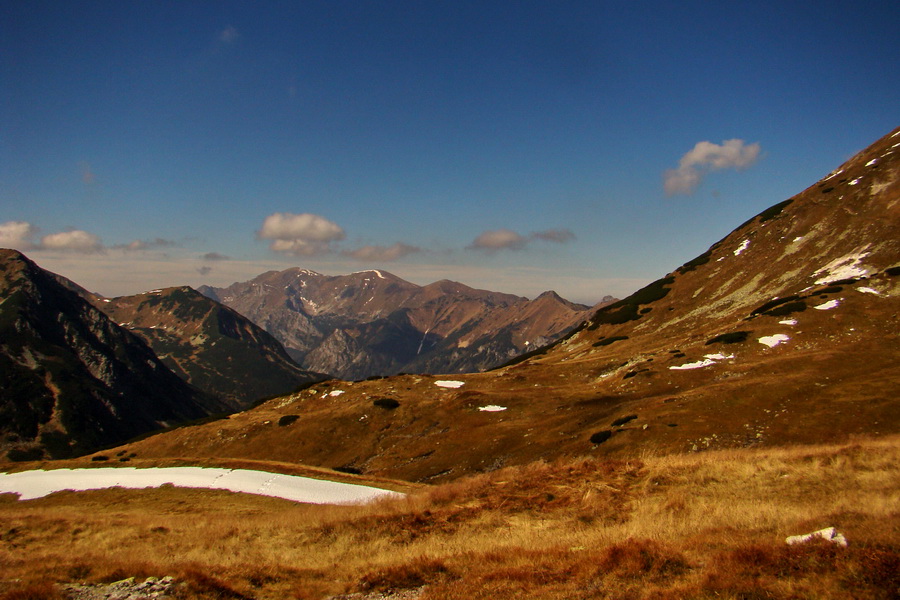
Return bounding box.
[2,1,898,304]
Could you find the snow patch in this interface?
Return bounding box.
[668,353,732,371]
[856,287,882,296]
[779,319,798,325]
[758,334,790,348]
[733,239,750,256]
[813,299,840,310]
[0,467,401,504]
[849,177,861,185]
[812,248,871,284]
[434,380,465,389]
[822,168,843,181]
[866,158,878,167]
[327,390,345,397]
[669,359,717,370]
[478,405,507,412]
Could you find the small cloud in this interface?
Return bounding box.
[113,238,176,252]
[197,266,213,276]
[0,221,39,250]
[664,139,761,196]
[201,252,230,261]
[531,228,575,243]
[219,26,239,44]
[40,229,104,254]
[344,242,421,262]
[468,229,529,252]
[258,212,346,256]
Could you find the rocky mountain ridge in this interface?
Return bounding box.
[0,249,223,460]
[200,270,611,380]
[83,286,323,408]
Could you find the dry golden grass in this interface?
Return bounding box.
[1,436,898,599]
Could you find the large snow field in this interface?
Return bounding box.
[0,467,402,504]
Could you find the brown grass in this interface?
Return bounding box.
[1,436,898,599]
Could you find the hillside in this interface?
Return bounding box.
[86,286,323,408]
[200,270,606,380]
[117,126,900,483]
[0,250,225,461]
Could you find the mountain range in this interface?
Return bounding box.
[111,125,900,482]
[199,271,610,380]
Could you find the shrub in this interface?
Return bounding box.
[373,398,400,410]
[611,415,638,427]
[590,431,612,444]
[705,331,750,345]
[277,415,300,427]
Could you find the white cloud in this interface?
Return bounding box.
[469,228,576,252]
[40,230,104,254]
[664,139,761,195]
[469,229,529,252]
[258,212,346,256]
[0,221,39,250]
[344,242,421,262]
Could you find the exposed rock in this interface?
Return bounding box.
[785,526,848,547]
[63,576,178,600]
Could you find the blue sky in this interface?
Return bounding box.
[2,1,898,303]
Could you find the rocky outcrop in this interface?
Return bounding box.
[0,249,223,460]
[200,269,607,379]
[63,576,178,600]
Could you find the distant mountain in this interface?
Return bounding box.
[84,286,324,407]
[124,126,900,483]
[199,270,610,380]
[0,250,224,461]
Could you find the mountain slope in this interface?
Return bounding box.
[101,126,900,482]
[200,270,603,379]
[88,286,323,407]
[0,250,225,460]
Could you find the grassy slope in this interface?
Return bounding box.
[1,435,897,599]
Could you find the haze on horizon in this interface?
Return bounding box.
[1,1,897,305]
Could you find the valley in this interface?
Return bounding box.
[1,126,899,599]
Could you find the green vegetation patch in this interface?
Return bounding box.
[676,249,713,274]
[589,275,675,328]
[705,331,751,345]
[751,295,802,316]
[592,336,629,348]
[757,198,794,223]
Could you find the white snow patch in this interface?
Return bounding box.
[793,236,804,242]
[733,239,750,256]
[812,249,871,284]
[101,298,111,303]
[0,467,401,504]
[669,352,733,370]
[856,287,882,296]
[758,334,790,348]
[822,168,843,181]
[779,319,798,325]
[849,177,861,185]
[434,380,465,389]
[813,299,840,310]
[478,405,507,412]
[328,390,345,397]
[669,359,717,370]
[866,158,878,166]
